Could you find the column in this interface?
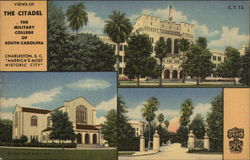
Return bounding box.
[171,38,174,54]
[153,130,160,152]
[170,70,172,79]
[90,133,93,144]
[140,135,145,152]
[97,133,100,144]
[204,133,210,151]
[82,133,85,144]
[177,70,180,79]
[188,130,195,151]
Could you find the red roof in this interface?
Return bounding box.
[22,107,51,114]
[42,127,52,132]
[76,124,99,130]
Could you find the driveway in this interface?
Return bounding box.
[119,143,222,160]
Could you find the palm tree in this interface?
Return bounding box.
[104,11,133,73]
[155,37,168,87]
[164,120,169,129]
[177,38,190,83]
[66,3,88,34]
[157,113,164,125]
[180,99,193,127]
[141,97,159,150]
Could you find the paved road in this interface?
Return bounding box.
[119,143,222,160]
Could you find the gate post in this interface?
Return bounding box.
[204,133,210,151]
[188,130,195,151]
[153,130,160,152]
[140,135,145,152]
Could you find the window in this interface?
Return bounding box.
[119,45,123,51]
[218,56,221,61]
[124,45,127,51]
[15,112,18,128]
[47,116,52,127]
[76,105,87,124]
[31,116,38,126]
[213,56,217,61]
[119,68,123,74]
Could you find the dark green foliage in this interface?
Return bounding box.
[49,110,76,145]
[48,2,115,71]
[125,34,156,86]
[216,47,241,85]
[117,96,137,151]
[183,37,214,85]
[176,126,188,147]
[206,94,223,151]
[239,48,250,86]
[0,119,12,142]
[66,3,88,33]
[155,38,168,86]
[155,125,171,146]
[179,99,193,127]
[157,113,164,124]
[101,109,117,147]
[189,114,206,139]
[20,135,28,143]
[60,34,116,71]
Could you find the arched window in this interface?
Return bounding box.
[76,105,87,124]
[15,112,18,128]
[31,116,38,126]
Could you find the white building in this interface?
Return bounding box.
[129,120,146,137]
[12,97,102,145]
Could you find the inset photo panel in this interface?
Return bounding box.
[118,88,223,160]
[0,72,117,160]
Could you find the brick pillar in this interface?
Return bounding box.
[204,133,210,151]
[188,130,195,151]
[153,130,160,152]
[140,135,145,152]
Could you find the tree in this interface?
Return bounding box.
[179,99,193,147]
[216,47,241,85]
[0,119,12,142]
[189,114,205,139]
[180,99,194,127]
[155,38,168,87]
[50,110,75,147]
[66,3,88,34]
[206,94,223,151]
[141,97,159,150]
[48,1,69,71]
[101,109,117,147]
[117,96,137,151]
[176,126,189,147]
[61,33,116,71]
[184,37,214,85]
[177,38,190,83]
[164,120,169,129]
[125,34,156,86]
[239,48,250,86]
[157,113,164,124]
[104,11,133,73]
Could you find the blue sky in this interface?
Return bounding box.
[0,72,117,124]
[54,0,249,50]
[118,88,222,132]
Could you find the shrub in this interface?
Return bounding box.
[20,135,28,143]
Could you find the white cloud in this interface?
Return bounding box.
[95,116,106,125]
[79,12,105,34]
[191,103,212,120]
[66,79,111,90]
[0,112,12,120]
[191,20,219,37]
[0,87,62,108]
[96,95,117,111]
[208,26,249,48]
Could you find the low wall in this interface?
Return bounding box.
[0,147,117,160]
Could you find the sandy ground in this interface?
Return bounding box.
[119,143,222,160]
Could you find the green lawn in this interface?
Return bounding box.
[0,147,117,160]
[118,151,135,156]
